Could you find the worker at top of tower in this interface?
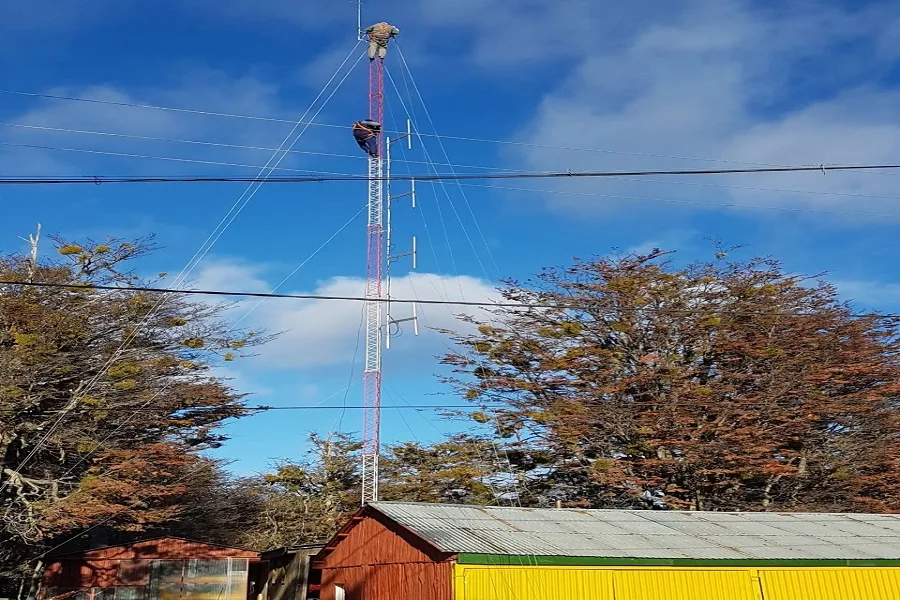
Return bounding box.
[365,22,399,61]
[352,120,381,158]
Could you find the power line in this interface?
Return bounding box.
[1,279,896,319]
[0,404,473,414]
[3,162,900,185]
[0,88,793,169]
[0,121,521,173]
[0,399,878,414]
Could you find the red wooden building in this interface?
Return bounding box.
[312,505,454,600]
[41,537,261,600]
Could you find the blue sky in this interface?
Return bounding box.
[3,0,900,476]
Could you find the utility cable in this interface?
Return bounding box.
[0,121,530,174]
[4,162,900,184]
[0,141,355,176]
[0,43,365,497]
[0,88,796,169]
[2,279,897,319]
[386,64,491,282]
[395,45,501,278]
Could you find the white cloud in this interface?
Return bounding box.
[496,0,900,218]
[0,70,345,177]
[833,280,900,311]
[191,261,499,371]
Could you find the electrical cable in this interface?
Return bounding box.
[386,65,490,283]
[2,279,896,319]
[395,45,501,278]
[0,88,797,169]
[0,141,355,176]
[0,43,366,497]
[3,162,900,184]
[0,121,532,174]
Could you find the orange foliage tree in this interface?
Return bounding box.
[0,236,270,571]
[440,249,900,512]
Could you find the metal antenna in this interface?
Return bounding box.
[385,117,419,351]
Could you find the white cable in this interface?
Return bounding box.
[393,50,501,278]
[1,121,529,173]
[231,204,366,328]
[386,65,490,298]
[0,88,793,169]
[0,43,364,494]
[384,68,466,300]
[0,141,358,176]
[384,88,451,301]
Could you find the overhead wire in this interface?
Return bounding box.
[385,65,490,284]
[1,42,366,496]
[382,65,452,302]
[0,121,528,174]
[0,141,357,177]
[5,162,900,184]
[383,68,462,300]
[3,279,897,319]
[395,44,501,278]
[10,124,900,210]
[0,88,800,169]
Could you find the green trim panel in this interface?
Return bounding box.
[456,552,900,568]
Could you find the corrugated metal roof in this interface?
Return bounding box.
[368,502,900,560]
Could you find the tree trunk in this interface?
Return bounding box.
[25,559,43,600]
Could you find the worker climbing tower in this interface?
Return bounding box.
[359,21,417,504]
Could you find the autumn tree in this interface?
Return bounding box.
[0,236,268,574]
[441,249,900,513]
[239,432,363,550]
[241,431,509,550]
[379,434,508,505]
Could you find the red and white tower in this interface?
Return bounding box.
[359,38,418,505]
[361,56,385,504]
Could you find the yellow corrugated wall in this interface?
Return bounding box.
[453,564,900,600]
[760,568,900,600]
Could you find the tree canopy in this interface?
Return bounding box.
[441,249,900,512]
[0,236,268,572]
[6,240,900,588]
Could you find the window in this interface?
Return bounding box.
[334,585,345,600]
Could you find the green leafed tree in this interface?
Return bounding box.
[238,432,363,550]
[440,249,900,512]
[0,236,270,574]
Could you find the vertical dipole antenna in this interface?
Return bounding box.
[356,0,363,41]
[385,119,419,350]
[361,56,385,505]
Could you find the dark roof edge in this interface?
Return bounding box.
[261,544,325,560]
[48,536,260,559]
[457,553,900,567]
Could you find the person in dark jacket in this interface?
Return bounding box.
[365,22,399,60]
[352,120,381,157]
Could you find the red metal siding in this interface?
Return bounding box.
[42,538,259,590]
[76,539,258,560]
[320,563,452,600]
[319,518,439,567]
[316,514,453,600]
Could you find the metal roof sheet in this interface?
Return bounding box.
[368,502,900,561]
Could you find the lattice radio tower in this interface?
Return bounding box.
[359,16,418,505]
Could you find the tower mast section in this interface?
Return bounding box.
[361,55,385,505]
